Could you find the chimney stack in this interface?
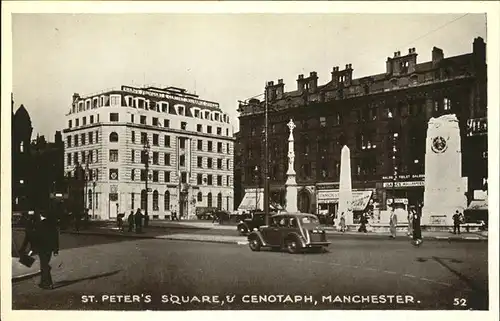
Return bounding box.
[432,47,444,66]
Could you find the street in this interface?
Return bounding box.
[11,233,488,310]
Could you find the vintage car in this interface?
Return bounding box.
[247,213,329,254]
[236,212,268,235]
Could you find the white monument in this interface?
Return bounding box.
[285,119,298,213]
[337,145,354,225]
[422,114,467,225]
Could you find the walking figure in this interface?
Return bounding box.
[407,206,415,236]
[452,210,462,234]
[33,211,59,289]
[339,212,346,233]
[412,205,423,246]
[389,209,398,239]
[117,213,125,232]
[127,210,135,232]
[358,213,368,233]
[134,208,143,233]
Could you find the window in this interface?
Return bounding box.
[130,114,134,123]
[153,152,159,165]
[227,143,230,154]
[152,117,158,126]
[226,128,229,136]
[207,158,213,169]
[141,132,147,144]
[110,95,120,106]
[179,137,186,149]
[208,141,213,152]
[444,98,451,111]
[181,172,187,183]
[68,120,72,128]
[140,169,147,181]
[83,117,87,125]
[164,171,171,182]
[226,159,230,170]
[89,132,94,144]
[81,151,86,163]
[140,190,146,209]
[197,124,202,132]
[131,150,135,162]
[110,113,119,122]
[141,150,148,164]
[217,175,222,186]
[320,117,326,127]
[197,174,203,185]
[88,151,93,163]
[217,158,222,169]
[164,135,171,147]
[164,191,170,211]
[109,169,119,180]
[180,155,186,167]
[197,192,203,202]
[164,119,170,128]
[81,133,86,145]
[153,171,159,182]
[227,175,231,186]
[95,150,99,162]
[207,174,213,185]
[67,136,72,148]
[109,132,119,142]
[217,127,222,135]
[181,122,187,130]
[73,152,78,164]
[67,153,71,165]
[178,106,185,116]
[109,150,118,162]
[197,156,203,168]
[131,192,135,209]
[207,126,212,134]
[207,192,213,207]
[140,116,146,124]
[132,131,136,143]
[164,153,171,166]
[217,142,223,153]
[131,169,135,181]
[217,193,222,209]
[153,134,159,146]
[76,118,80,127]
[153,190,159,211]
[197,139,203,151]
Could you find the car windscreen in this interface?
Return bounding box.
[300,216,320,228]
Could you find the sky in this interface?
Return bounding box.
[12,13,486,139]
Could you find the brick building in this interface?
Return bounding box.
[236,37,487,221]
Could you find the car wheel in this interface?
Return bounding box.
[238,226,248,235]
[249,237,261,252]
[286,238,300,254]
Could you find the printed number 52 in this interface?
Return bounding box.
[454,298,467,306]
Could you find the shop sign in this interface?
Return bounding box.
[382,174,424,180]
[122,86,219,108]
[383,181,424,188]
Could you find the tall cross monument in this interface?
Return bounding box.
[285,119,298,213]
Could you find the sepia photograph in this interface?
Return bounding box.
[2,1,499,320]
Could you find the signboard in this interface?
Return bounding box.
[383,181,424,188]
[466,117,487,137]
[122,86,219,108]
[382,174,424,180]
[147,188,152,192]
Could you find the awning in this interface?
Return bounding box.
[237,190,264,211]
[317,190,373,211]
[467,199,488,211]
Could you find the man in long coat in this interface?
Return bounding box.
[389,209,398,239]
[33,211,60,289]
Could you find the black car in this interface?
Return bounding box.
[247,213,329,254]
[237,212,269,235]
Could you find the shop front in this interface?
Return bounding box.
[379,174,425,210]
[316,189,374,223]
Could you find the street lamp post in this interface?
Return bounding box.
[264,82,270,226]
[392,132,399,207]
[143,138,151,226]
[92,181,96,219]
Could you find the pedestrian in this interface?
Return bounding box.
[389,208,398,239]
[144,213,150,227]
[407,206,414,237]
[134,208,143,233]
[127,210,135,232]
[340,212,346,233]
[117,213,125,232]
[358,212,368,233]
[412,206,423,246]
[19,212,36,255]
[452,210,461,234]
[172,210,179,221]
[32,211,59,289]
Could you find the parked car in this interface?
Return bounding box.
[236,212,269,235]
[247,213,329,254]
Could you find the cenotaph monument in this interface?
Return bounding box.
[285,119,298,213]
[422,114,467,225]
[337,145,354,225]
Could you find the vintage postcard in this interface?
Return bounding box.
[1,1,498,321]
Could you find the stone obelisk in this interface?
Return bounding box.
[285,119,298,213]
[338,145,353,225]
[422,114,467,225]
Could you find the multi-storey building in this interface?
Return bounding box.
[63,85,234,220]
[237,37,487,222]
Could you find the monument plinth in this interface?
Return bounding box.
[285,119,298,213]
[422,114,467,225]
[338,145,354,225]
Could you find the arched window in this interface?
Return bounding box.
[164,191,170,211]
[197,192,203,202]
[207,192,213,208]
[153,190,159,211]
[109,132,119,142]
[141,189,147,210]
[217,193,222,210]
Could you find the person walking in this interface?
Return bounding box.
[358,212,368,233]
[127,210,135,232]
[407,206,415,237]
[339,212,346,233]
[117,213,125,232]
[134,208,143,233]
[412,206,423,246]
[389,209,398,239]
[33,211,59,290]
[452,210,461,234]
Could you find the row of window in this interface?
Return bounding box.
[131,190,227,211]
[132,131,232,154]
[67,130,100,148]
[67,149,99,166]
[68,114,100,128]
[128,169,232,186]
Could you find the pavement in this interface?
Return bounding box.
[11,233,489,310]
